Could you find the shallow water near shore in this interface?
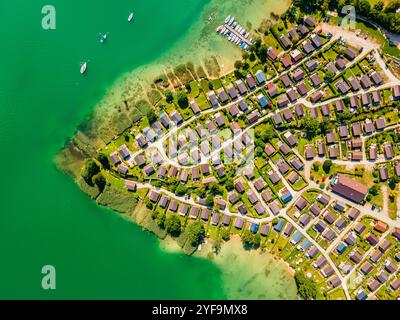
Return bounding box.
[0,0,294,298]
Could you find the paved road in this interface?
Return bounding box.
[127,26,400,300]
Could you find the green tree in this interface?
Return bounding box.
[303,116,320,138]
[177,90,189,108]
[234,60,244,69]
[241,230,261,248]
[322,160,333,174]
[313,162,320,172]
[324,70,335,82]
[205,195,214,207]
[96,152,110,170]
[225,178,234,191]
[260,124,276,142]
[294,271,317,300]
[93,172,106,191]
[165,214,182,236]
[358,0,371,16]
[146,109,157,123]
[186,221,205,246]
[220,228,230,241]
[369,185,379,196]
[81,159,100,183]
[374,1,384,11]
[165,90,173,103]
[175,184,188,196]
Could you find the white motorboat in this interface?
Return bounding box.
[225,15,231,24]
[80,62,87,74]
[128,12,134,22]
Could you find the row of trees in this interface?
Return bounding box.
[81,158,106,191]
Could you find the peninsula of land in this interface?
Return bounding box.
[57,1,400,300]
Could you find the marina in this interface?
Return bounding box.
[216,16,254,50]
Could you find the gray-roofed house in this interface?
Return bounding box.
[321,104,331,117]
[372,90,382,105]
[158,195,169,208]
[297,81,308,96]
[170,111,183,125]
[375,117,386,130]
[310,34,323,47]
[349,77,361,91]
[234,217,244,229]
[277,96,289,108]
[245,74,256,90]
[302,40,314,54]
[272,113,283,126]
[295,196,307,211]
[110,151,121,166]
[222,215,231,226]
[383,142,395,159]
[287,88,298,102]
[336,80,350,94]
[344,48,356,60]
[304,16,316,28]
[189,100,200,114]
[217,88,229,103]
[339,124,349,138]
[310,73,322,87]
[208,91,219,107]
[369,70,382,85]
[236,79,248,95]
[335,56,347,69]
[279,34,292,49]
[305,59,318,72]
[211,212,220,226]
[292,68,304,82]
[294,104,304,117]
[227,84,238,100]
[148,190,160,203]
[179,203,189,217]
[360,74,372,88]
[135,133,148,148]
[305,145,315,159]
[118,163,129,175]
[255,70,267,84]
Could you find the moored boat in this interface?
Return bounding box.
[128,12,134,22]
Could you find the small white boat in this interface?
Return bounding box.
[128,12,134,22]
[221,27,226,34]
[100,33,107,43]
[216,25,223,33]
[245,32,249,38]
[225,15,231,24]
[80,62,87,74]
[228,16,234,25]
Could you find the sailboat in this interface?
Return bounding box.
[128,12,134,22]
[80,62,87,74]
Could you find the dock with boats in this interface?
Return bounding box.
[216,16,254,50]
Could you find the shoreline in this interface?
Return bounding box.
[56,0,299,300]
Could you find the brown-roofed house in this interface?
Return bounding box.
[331,174,368,203]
